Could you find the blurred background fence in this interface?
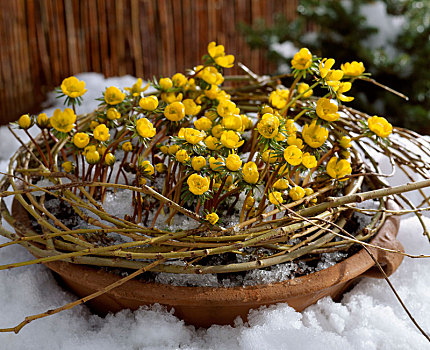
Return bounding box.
[0,0,299,125]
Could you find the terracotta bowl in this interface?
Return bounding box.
[13,201,403,328]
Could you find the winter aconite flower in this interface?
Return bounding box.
[339,136,351,149]
[73,132,90,148]
[62,161,74,173]
[319,58,335,79]
[273,178,289,190]
[176,149,190,164]
[326,157,352,181]
[136,118,156,138]
[93,124,110,142]
[242,161,259,184]
[122,142,133,152]
[61,76,87,98]
[269,191,284,205]
[220,130,244,149]
[159,77,173,90]
[84,146,100,164]
[104,86,125,105]
[172,73,187,87]
[341,61,365,77]
[140,160,154,175]
[209,157,224,171]
[208,41,235,68]
[225,153,242,171]
[155,163,167,173]
[257,113,280,139]
[289,186,305,201]
[139,96,159,111]
[302,152,317,169]
[106,108,121,120]
[194,117,213,131]
[50,108,76,133]
[222,114,243,131]
[205,212,219,225]
[262,149,277,164]
[124,78,149,96]
[104,152,116,166]
[334,82,354,102]
[18,114,32,129]
[367,116,392,138]
[187,174,210,195]
[217,100,239,118]
[297,83,313,98]
[183,128,206,145]
[183,99,202,116]
[204,135,221,151]
[191,156,206,171]
[164,102,186,122]
[302,120,329,148]
[316,98,339,122]
[284,145,303,166]
[291,48,313,70]
[269,89,290,109]
[37,113,50,128]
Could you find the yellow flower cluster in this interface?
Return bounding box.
[13,43,394,228]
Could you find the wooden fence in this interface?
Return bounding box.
[0,0,299,124]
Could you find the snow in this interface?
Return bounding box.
[1,73,430,349]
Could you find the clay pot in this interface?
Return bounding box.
[13,201,403,328]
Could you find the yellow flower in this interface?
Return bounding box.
[136,118,156,138]
[194,117,213,131]
[319,58,335,78]
[262,149,277,164]
[339,136,351,149]
[204,85,222,100]
[217,100,239,118]
[304,187,317,204]
[257,113,280,139]
[302,152,317,169]
[334,82,354,102]
[261,105,273,114]
[269,89,290,109]
[90,121,99,130]
[104,86,125,105]
[205,110,218,121]
[284,119,297,135]
[172,73,187,87]
[122,142,133,152]
[291,48,313,70]
[139,178,147,186]
[161,92,183,104]
[160,145,169,154]
[316,98,340,122]
[51,108,76,133]
[168,144,180,155]
[341,61,365,77]
[242,161,259,184]
[325,70,344,87]
[159,77,173,90]
[287,134,304,149]
[98,145,107,155]
[73,132,90,148]
[241,114,253,130]
[18,114,32,129]
[93,124,110,142]
[124,78,149,96]
[183,99,201,116]
[212,124,224,138]
[220,130,244,149]
[191,156,206,171]
[164,102,186,122]
[297,83,313,98]
[85,147,100,164]
[187,174,210,195]
[209,157,224,171]
[273,178,289,190]
[140,160,154,175]
[175,149,190,164]
[302,120,329,148]
[283,145,303,166]
[36,113,49,128]
[326,157,352,181]
[206,212,219,225]
[104,152,116,166]
[269,191,284,205]
[222,114,243,131]
[289,186,305,201]
[198,66,223,85]
[62,161,74,173]
[244,196,255,210]
[61,76,87,98]
[226,153,242,171]
[367,116,392,138]
[183,128,206,144]
[139,96,159,111]
[208,41,235,68]
[106,108,121,120]
[204,135,221,150]
[155,163,167,173]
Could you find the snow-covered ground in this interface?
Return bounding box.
[0,74,429,349]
